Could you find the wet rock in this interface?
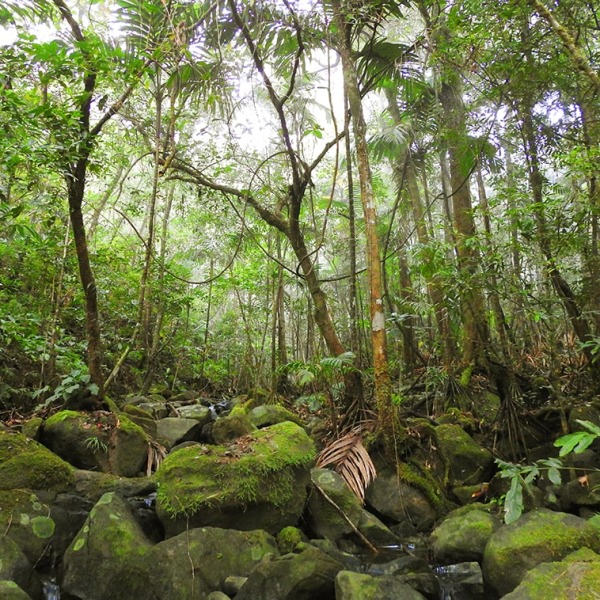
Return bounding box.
[173,404,213,425]
[149,527,278,598]
[433,562,484,600]
[235,545,342,600]
[335,570,426,600]
[0,536,43,600]
[211,411,256,444]
[482,509,600,597]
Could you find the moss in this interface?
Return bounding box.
[117,413,147,437]
[45,410,82,426]
[397,460,449,514]
[230,404,248,416]
[156,421,315,519]
[276,526,306,554]
[0,430,74,491]
[122,404,154,420]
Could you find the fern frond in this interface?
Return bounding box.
[316,430,376,503]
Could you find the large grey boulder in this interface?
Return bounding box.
[61,492,154,600]
[365,469,438,532]
[482,509,600,597]
[149,527,279,598]
[435,424,494,486]
[431,507,500,564]
[155,421,315,536]
[335,571,427,600]
[235,545,342,600]
[156,417,205,449]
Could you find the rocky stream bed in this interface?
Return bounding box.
[1,390,600,599]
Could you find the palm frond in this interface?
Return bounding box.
[316,429,376,503]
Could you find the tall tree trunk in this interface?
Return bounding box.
[436,45,491,368]
[519,99,597,370]
[332,0,396,441]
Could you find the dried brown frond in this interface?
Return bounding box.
[146,439,168,476]
[316,429,376,503]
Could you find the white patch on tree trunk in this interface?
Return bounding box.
[372,311,385,331]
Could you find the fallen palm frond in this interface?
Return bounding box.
[146,439,168,476]
[316,429,376,503]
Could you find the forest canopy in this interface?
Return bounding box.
[1,0,599,439]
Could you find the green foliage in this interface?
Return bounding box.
[496,420,600,524]
[33,368,99,411]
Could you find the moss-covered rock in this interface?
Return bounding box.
[42,411,148,477]
[482,509,600,597]
[276,526,308,554]
[248,405,303,429]
[307,468,363,542]
[432,509,500,565]
[0,490,55,567]
[0,535,43,600]
[365,466,439,532]
[502,549,600,599]
[211,411,257,443]
[435,424,494,486]
[155,421,316,536]
[0,431,74,491]
[61,492,154,600]
[149,526,279,598]
[0,581,33,600]
[235,545,343,600]
[335,570,427,600]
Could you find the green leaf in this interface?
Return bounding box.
[547,467,561,485]
[554,431,588,456]
[504,476,524,524]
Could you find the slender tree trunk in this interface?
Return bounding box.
[438,62,491,367]
[332,0,395,440]
[520,100,597,370]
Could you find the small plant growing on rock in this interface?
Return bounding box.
[84,436,108,454]
[496,419,600,524]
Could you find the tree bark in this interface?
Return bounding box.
[331,0,395,440]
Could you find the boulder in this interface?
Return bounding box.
[431,507,500,564]
[173,404,213,426]
[0,430,74,491]
[0,536,43,600]
[61,492,154,600]
[502,548,600,599]
[335,570,427,600]
[156,417,204,449]
[71,469,156,504]
[155,421,315,536]
[435,424,494,486]
[247,405,303,428]
[0,581,32,600]
[149,527,279,598]
[482,509,600,597]
[0,490,55,566]
[235,545,342,600]
[306,468,362,542]
[122,395,170,419]
[365,468,438,532]
[42,411,148,477]
[211,411,257,443]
